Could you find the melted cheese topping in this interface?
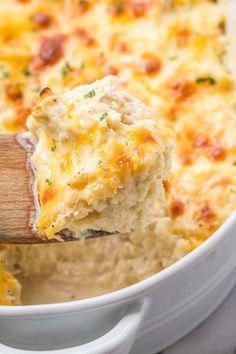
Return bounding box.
[27,76,171,238]
[0,0,236,305]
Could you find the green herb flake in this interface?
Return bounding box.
[33,87,41,93]
[98,160,102,165]
[80,62,85,69]
[22,67,31,77]
[230,188,236,194]
[62,61,73,79]
[84,89,96,98]
[196,77,216,86]
[1,71,9,79]
[45,178,52,186]
[51,141,57,152]
[99,112,108,121]
[169,56,177,61]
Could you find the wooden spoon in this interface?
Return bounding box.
[0,134,115,244]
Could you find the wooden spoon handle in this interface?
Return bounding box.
[0,134,38,243]
[0,134,117,244]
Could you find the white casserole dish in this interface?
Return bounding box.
[0,2,236,353]
[0,212,235,354]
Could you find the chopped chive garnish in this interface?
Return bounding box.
[99,112,108,121]
[1,71,9,79]
[196,77,216,85]
[51,141,57,152]
[84,89,96,98]
[22,67,31,77]
[33,87,41,93]
[45,178,52,186]
[62,61,73,79]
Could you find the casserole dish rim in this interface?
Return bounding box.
[1,211,235,316]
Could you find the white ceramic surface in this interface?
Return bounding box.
[0,212,235,354]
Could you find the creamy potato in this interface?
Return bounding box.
[27,76,171,239]
[0,0,235,305]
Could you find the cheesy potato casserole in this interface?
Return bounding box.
[0,0,236,305]
[27,76,171,239]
